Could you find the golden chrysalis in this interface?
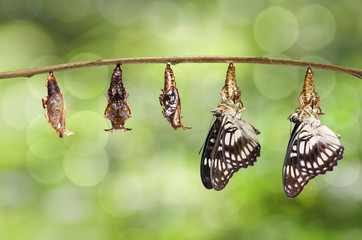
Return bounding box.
[42,71,75,138]
[218,63,245,111]
[104,64,132,132]
[288,67,324,123]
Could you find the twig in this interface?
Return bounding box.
[0,56,361,80]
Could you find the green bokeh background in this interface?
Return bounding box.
[0,0,361,239]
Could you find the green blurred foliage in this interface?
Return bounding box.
[0,0,361,239]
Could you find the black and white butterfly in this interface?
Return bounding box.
[283,116,344,198]
[200,106,261,190]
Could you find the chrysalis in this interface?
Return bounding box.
[104,64,131,132]
[200,63,261,190]
[288,67,323,123]
[159,64,190,130]
[218,63,245,111]
[42,71,75,138]
[283,67,344,198]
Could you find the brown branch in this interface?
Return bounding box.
[0,56,361,80]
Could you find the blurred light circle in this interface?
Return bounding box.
[63,53,108,100]
[44,0,91,23]
[323,142,360,188]
[219,0,264,25]
[118,228,157,240]
[142,1,184,41]
[64,149,109,187]
[28,136,67,159]
[139,193,185,236]
[0,170,35,207]
[69,140,103,157]
[330,83,360,115]
[253,54,299,99]
[26,151,65,184]
[98,0,142,26]
[1,0,43,20]
[1,82,32,129]
[43,186,93,223]
[26,55,64,98]
[27,115,55,145]
[98,171,144,217]
[326,161,360,188]
[297,4,336,50]
[25,94,45,124]
[254,7,298,52]
[0,21,54,71]
[62,111,110,150]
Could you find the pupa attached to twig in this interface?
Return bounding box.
[159,64,190,130]
[104,64,132,132]
[42,71,75,138]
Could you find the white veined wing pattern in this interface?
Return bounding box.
[283,114,344,198]
[201,107,261,191]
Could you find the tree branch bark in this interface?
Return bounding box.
[0,56,361,80]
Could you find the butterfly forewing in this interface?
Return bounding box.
[283,123,314,198]
[200,117,222,189]
[201,108,261,191]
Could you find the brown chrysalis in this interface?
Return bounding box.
[104,64,131,132]
[42,71,75,138]
[159,64,190,130]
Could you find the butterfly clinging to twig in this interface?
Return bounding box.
[200,63,261,190]
[283,67,344,198]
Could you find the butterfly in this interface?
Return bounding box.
[283,114,344,198]
[200,105,261,190]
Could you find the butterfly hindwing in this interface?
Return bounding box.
[221,116,261,168]
[210,143,239,190]
[298,125,344,176]
[283,121,344,198]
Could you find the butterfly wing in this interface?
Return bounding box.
[283,122,344,198]
[210,142,239,190]
[200,117,222,189]
[221,114,261,168]
[298,124,344,176]
[283,123,313,198]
